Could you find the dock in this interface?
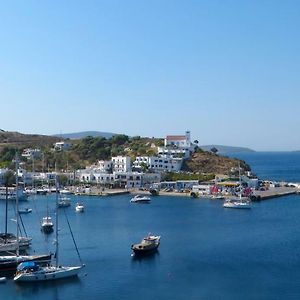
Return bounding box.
[253,187,297,200]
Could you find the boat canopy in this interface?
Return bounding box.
[17,261,39,271]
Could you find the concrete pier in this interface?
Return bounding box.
[253,187,297,200]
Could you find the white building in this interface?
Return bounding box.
[95,160,112,173]
[164,131,192,148]
[157,131,195,158]
[134,156,182,172]
[112,156,131,173]
[54,141,72,151]
[21,148,42,160]
[114,172,142,188]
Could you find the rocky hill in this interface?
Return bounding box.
[0,131,251,175]
[0,131,60,149]
[182,150,251,174]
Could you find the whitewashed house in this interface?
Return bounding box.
[54,141,72,151]
[96,160,113,173]
[133,156,182,172]
[21,148,42,160]
[112,156,131,173]
[114,172,142,188]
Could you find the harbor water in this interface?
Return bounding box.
[2,152,300,299]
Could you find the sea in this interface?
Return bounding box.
[2,151,300,300]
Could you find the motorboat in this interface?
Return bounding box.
[131,234,160,256]
[75,203,84,213]
[41,217,54,234]
[60,189,72,195]
[57,197,71,208]
[223,197,251,209]
[130,195,151,203]
[18,208,32,214]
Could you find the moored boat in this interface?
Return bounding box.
[130,195,151,203]
[131,234,160,256]
[57,197,71,208]
[75,203,84,212]
[223,198,251,209]
[41,217,54,234]
[0,253,52,273]
[18,208,32,214]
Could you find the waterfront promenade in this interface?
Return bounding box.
[65,186,299,200]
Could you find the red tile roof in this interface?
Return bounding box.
[166,135,186,140]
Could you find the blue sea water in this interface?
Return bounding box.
[226,151,300,183]
[2,152,300,300]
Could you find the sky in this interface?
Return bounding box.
[0,0,299,151]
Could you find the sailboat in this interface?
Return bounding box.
[41,190,54,233]
[0,154,51,273]
[14,170,84,282]
[223,163,251,209]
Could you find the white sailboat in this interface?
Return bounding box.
[223,163,251,209]
[14,170,84,282]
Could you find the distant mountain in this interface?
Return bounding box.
[53,131,117,140]
[200,145,255,154]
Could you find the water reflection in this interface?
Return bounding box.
[131,250,160,263]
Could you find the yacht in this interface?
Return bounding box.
[131,234,160,256]
[130,195,151,203]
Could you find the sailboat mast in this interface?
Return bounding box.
[55,163,59,268]
[238,162,242,200]
[16,153,20,256]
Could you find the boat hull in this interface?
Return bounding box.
[132,246,159,256]
[14,265,82,282]
[41,225,54,234]
[223,202,251,209]
[0,254,52,272]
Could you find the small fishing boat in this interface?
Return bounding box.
[0,277,6,283]
[57,197,71,208]
[130,195,151,203]
[75,203,84,213]
[18,208,32,214]
[131,234,160,256]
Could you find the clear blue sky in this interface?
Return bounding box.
[1,0,299,151]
